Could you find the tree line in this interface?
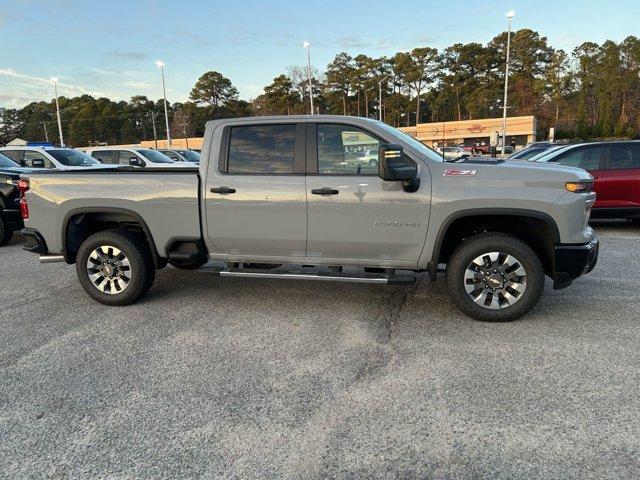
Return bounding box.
[1,30,639,147]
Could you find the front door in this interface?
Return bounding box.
[551,144,606,206]
[305,122,431,268]
[204,122,307,261]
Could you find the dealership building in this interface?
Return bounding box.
[399,116,537,148]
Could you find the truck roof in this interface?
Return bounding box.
[204,115,381,129]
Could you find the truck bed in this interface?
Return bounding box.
[22,168,201,258]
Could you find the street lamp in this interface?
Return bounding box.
[501,10,515,153]
[303,42,314,115]
[156,60,172,147]
[378,75,390,122]
[50,78,64,147]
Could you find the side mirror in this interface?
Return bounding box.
[32,158,45,168]
[129,157,142,167]
[378,144,420,192]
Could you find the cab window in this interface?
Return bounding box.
[226,124,296,174]
[317,124,381,175]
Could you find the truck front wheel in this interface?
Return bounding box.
[75,230,156,306]
[446,232,544,322]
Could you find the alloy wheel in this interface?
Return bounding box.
[463,251,527,309]
[86,245,132,294]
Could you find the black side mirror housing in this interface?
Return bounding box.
[129,157,142,167]
[378,144,420,192]
[31,158,45,168]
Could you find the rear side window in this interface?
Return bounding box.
[226,124,296,174]
[608,144,640,170]
[92,151,117,164]
[1,150,23,162]
[554,146,603,171]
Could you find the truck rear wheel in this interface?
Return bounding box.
[446,232,544,322]
[0,215,13,246]
[75,230,155,306]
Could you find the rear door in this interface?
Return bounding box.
[601,143,640,209]
[305,122,431,267]
[204,122,307,260]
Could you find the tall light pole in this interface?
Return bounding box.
[156,60,172,146]
[303,42,314,115]
[501,10,515,153]
[50,78,64,147]
[378,75,390,122]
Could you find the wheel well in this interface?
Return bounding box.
[64,211,164,267]
[437,214,556,276]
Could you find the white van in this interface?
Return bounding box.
[85,147,197,168]
[0,146,110,170]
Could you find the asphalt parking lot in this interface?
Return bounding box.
[1,222,639,479]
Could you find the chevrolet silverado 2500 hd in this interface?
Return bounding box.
[20,116,599,322]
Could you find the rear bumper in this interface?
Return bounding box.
[21,228,48,254]
[552,235,599,289]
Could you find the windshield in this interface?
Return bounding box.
[137,149,174,163]
[509,148,549,160]
[376,122,444,162]
[47,149,101,166]
[176,150,200,162]
[529,145,573,162]
[0,153,19,168]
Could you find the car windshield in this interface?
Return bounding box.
[176,150,201,162]
[47,149,102,166]
[0,153,19,168]
[376,122,444,162]
[137,149,174,163]
[509,148,548,160]
[529,145,573,162]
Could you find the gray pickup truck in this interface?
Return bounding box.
[20,116,598,322]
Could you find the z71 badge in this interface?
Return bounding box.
[443,169,477,176]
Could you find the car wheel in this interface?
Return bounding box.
[368,159,378,167]
[75,229,155,306]
[446,232,544,322]
[0,214,13,246]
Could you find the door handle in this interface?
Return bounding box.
[210,186,236,194]
[311,188,339,196]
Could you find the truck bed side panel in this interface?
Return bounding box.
[23,172,200,257]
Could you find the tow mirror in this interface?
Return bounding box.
[378,144,420,192]
[31,158,45,168]
[129,157,142,167]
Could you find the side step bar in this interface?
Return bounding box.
[199,267,415,285]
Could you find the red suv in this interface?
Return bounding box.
[533,141,640,222]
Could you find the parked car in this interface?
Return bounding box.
[507,143,556,161]
[20,115,598,323]
[435,146,470,161]
[354,148,379,167]
[532,141,640,222]
[0,146,108,170]
[85,147,194,168]
[0,154,31,245]
[461,144,491,155]
[158,149,201,164]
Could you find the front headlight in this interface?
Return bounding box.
[565,180,594,193]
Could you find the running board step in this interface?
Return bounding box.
[198,267,415,285]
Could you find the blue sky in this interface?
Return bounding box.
[1,0,638,108]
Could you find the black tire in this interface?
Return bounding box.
[0,214,13,246]
[368,159,378,167]
[446,232,545,322]
[75,230,155,306]
[168,257,207,269]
